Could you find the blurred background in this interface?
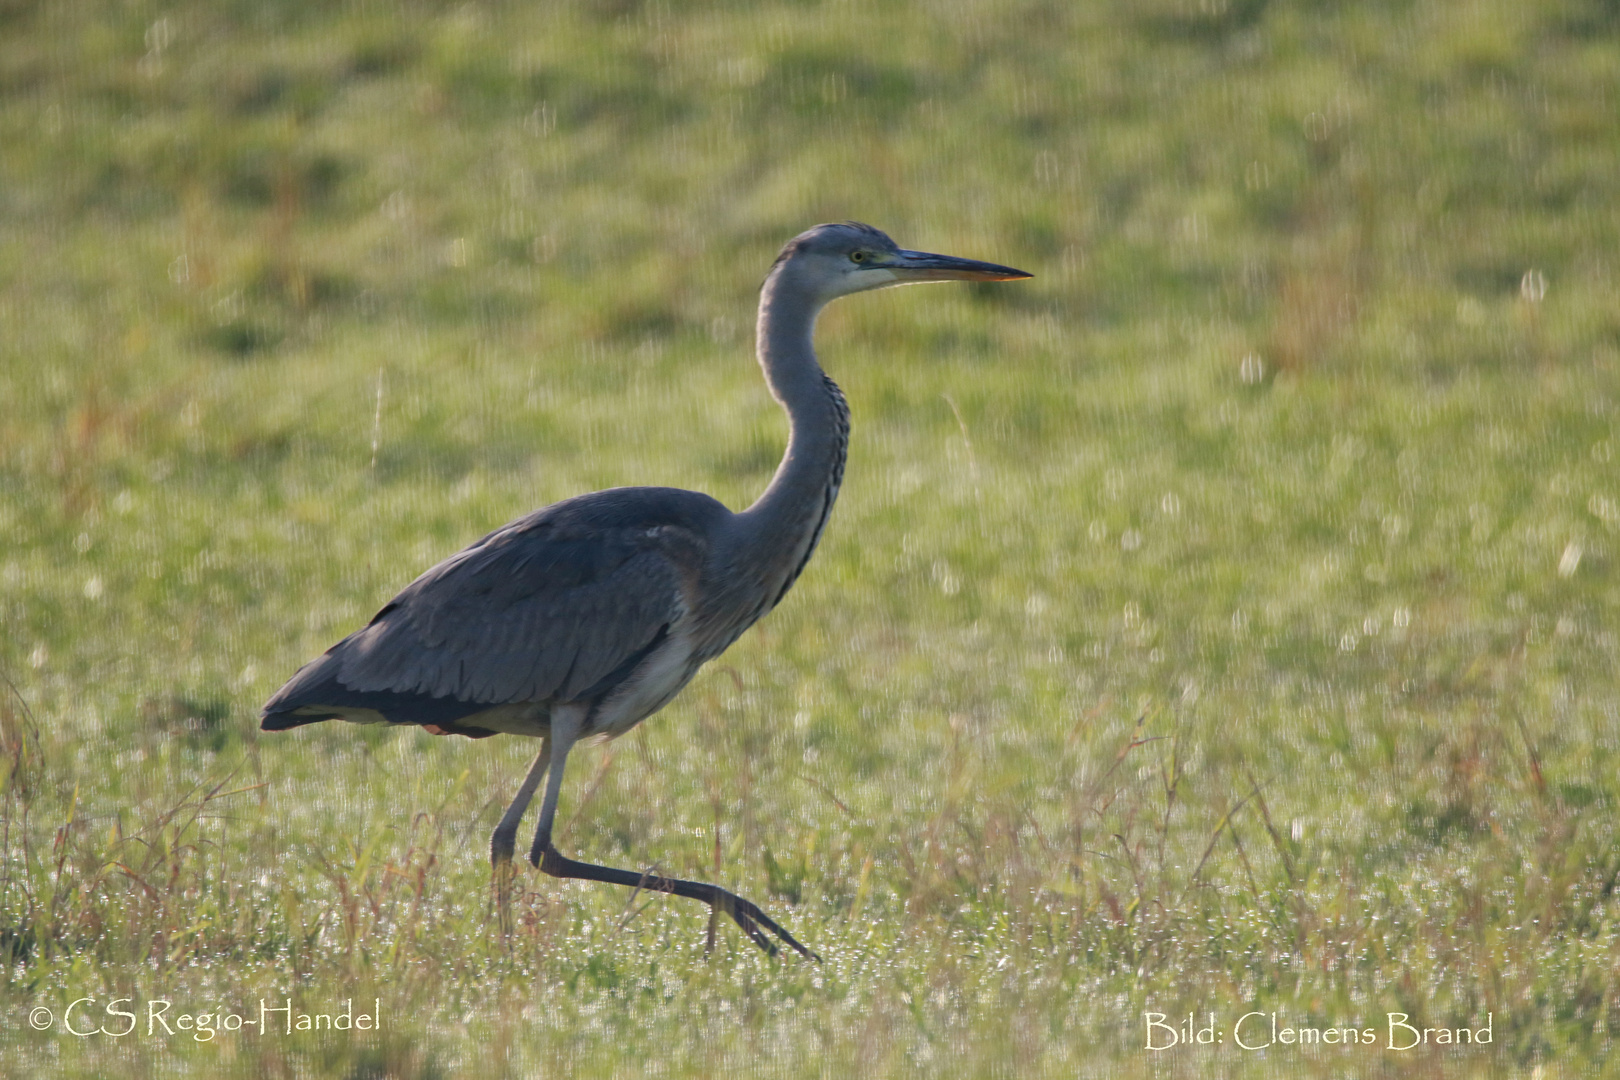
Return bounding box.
[3,1,1619,1076]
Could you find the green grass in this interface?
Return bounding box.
[4,0,1620,1075]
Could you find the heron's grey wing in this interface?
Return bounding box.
[332,515,696,706]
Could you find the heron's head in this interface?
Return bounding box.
[768,222,1031,305]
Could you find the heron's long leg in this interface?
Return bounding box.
[524,709,817,961]
[492,739,550,868]
[491,739,550,935]
[523,706,581,867]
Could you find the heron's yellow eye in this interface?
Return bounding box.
[850,251,866,263]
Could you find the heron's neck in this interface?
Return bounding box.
[733,272,849,601]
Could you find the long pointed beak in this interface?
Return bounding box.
[888,250,1033,282]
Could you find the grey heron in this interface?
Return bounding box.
[261,222,1031,958]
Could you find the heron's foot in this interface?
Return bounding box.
[424,724,453,736]
[530,842,820,961]
[700,882,821,962]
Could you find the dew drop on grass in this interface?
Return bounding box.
[1588,494,1619,528]
[382,191,410,221]
[1558,542,1582,578]
[1240,354,1265,384]
[1520,269,1547,303]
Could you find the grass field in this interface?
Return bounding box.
[4,0,1620,1076]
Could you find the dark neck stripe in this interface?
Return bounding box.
[770,376,849,611]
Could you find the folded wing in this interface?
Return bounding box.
[262,488,725,729]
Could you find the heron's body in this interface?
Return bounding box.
[264,487,736,741]
[262,223,1028,957]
